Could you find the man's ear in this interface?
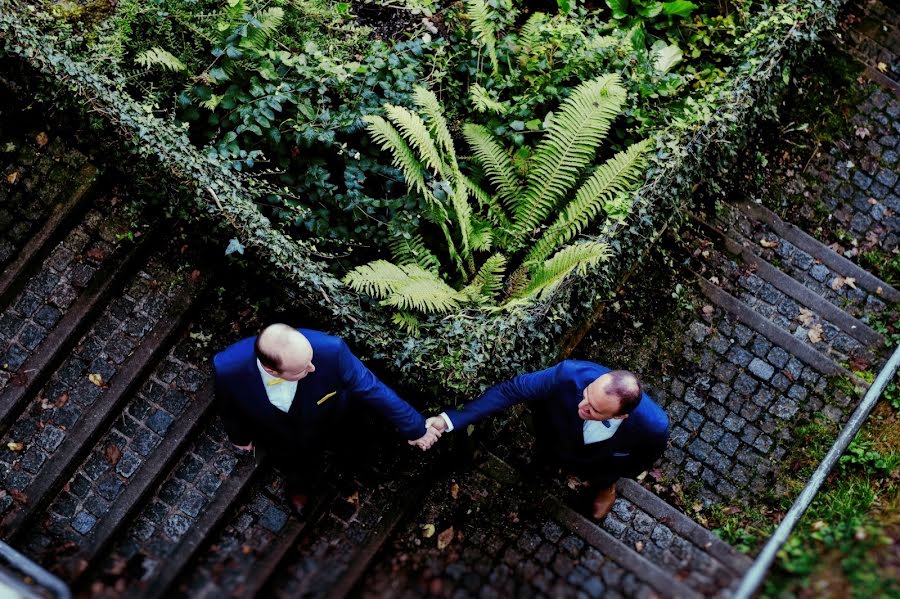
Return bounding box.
[614,413,629,421]
[262,364,279,376]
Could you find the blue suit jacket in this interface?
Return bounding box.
[445,360,669,478]
[213,328,427,452]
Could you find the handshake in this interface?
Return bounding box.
[408,415,449,451]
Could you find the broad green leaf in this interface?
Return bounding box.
[661,0,697,17]
[652,42,683,74]
[605,0,630,19]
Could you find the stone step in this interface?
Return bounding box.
[483,421,747,597]
[81,420,258,598]
[0,198,156,436]
[718,201,899,321]
[685,217,882,368]
[0,265,207,551]
[0,135,97,306]
[29,320,217,589]
[841,4,900,91]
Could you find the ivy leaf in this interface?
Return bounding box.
[225,238,246,256]
[652,42,683,74]
[605,0,630,19]
[661,0,697,17]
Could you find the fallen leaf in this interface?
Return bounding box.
[807,324,824,344]
[759,238,779,249]
[88,373,104,387]
[797,308,815,327]
[876,287,883,296]
[450,483,459,500]
[844,277,857,289]
[723,505,742,515]
[831,276,856,290]
[509,512,519,523]
[702,304,714,316]
[104,445,122,465]
[56,392,69,408]
[86,247,107,262]
[709,276,720,285]
[692,502,703,513]
[855,527,867,541]
[634,541,644,552]
[854,127,870,139]
[6,171,19,185]
[437,526,454,550]
[812,520,827,531]
[35,132,49,147]
[868,198,878,205]
[241,545,252,555]
[848,355,870,372]
[10,489,27,504]
[421,523,436,538]
[345,490,360,507]
[7,441,24,452]
[190,270,202,283]
[877,61,888,73]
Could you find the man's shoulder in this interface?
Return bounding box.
[632,394,669,438]
[213,336,255,373]
[555,360,609,381]
[299,328,345,357]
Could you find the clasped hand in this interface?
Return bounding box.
[407,416,448,451]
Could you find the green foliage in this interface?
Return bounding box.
[134,47,186,72]
[839,435,898,475]
[345,76,649,316]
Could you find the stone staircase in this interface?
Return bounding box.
[0,1,898,597]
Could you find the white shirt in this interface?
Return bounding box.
[439,412,623,444]
[257,359,298,413]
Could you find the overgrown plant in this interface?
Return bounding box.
[344,74,650,329]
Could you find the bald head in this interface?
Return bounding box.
[577,369,643,421]
[255,324,315,381]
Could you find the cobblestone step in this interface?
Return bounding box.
[0,134,97,306]
[840,0,900,92]
[718,200,899,321]
[0,264,207,561]
[686,219,880,368]
[0,219,155,438]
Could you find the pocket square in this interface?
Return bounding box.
[317,391,337,405]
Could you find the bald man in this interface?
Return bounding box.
[213,324,439,516]
[426,361,669,519]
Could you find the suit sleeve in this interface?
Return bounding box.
[214,359,254,446]
[337,341,427,440]
[608,421,669,483]
[443,363,563,431]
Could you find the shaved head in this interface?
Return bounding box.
[577,369,643,421]
[255,324,315,381]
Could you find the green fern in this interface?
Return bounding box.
[470,84,507,114]
[523,139,651,266]
[364,114,430,198]
[465,0,500,74]
[463,254,508,301]
[462,123,520,214]
[135,47,186,72]
[384,104,448,180]
[344,261,464,314]
[511,74,627,246]
[414,87,456,164]
[391,312,421,335]
[389,232,441,274]
[511,241,611,302]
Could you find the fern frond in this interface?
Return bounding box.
[517,12,548,52]
[465,0,499,74]
[511,75,627,245]
[389,232,441,274]
[469,216,494,252]
[384,104,447,180]
[391,312,421,335]
[463,254,507,302]
[523,139,650,266]
[135,47,186,72]
[470,84,507,114]
[462,174,511,236]
[462,124,521,213]
[382,265,465,313]
[413,87,456,165]
[509,241,610,302]
[363,114,428,197]
[343,260,413,299]
[256,7,284,35]
[449,178,475,270]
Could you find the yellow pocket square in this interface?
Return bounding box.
[317,391,337,405]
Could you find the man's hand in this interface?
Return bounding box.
[408,425,442,451]
[425,415,448,434]
[233,442,254,452]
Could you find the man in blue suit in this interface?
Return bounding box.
[214,323,439,516]
[427,361,669,519]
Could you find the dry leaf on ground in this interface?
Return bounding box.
[437,526,454,550]
[759,238,779,249]
[807,324,824,344]
[797,308,815,327]
[35,132,49,147]
[6,172,19,185]
[421,523,436,538]
[7,441,24,452]
[450,483,459,500]
[88,373,104,387]
[105,445,122,465]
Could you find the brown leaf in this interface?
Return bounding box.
[345,490,360,507]
[723,505,742,515]
[105,445,122,465]
[10,371,28,387]
[241,545,252,555]
[450,483,459,500]
[86,247,107,262]
[6,171,19,185]
[88,373,104,387]
[759,238,779,249]
[797,308,815,327]
[35,132,49,147]
[807,324,824,344]
[56,392,69,408]
[7,441,24,452]
[190,270,202,283]
[848,355,870,372]
[10,489,27,504]
[437,526,454,550]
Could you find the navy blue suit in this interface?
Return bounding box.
[213,329,427,457]
[446,360,669,484]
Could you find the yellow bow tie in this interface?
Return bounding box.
[267,378,287,386]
